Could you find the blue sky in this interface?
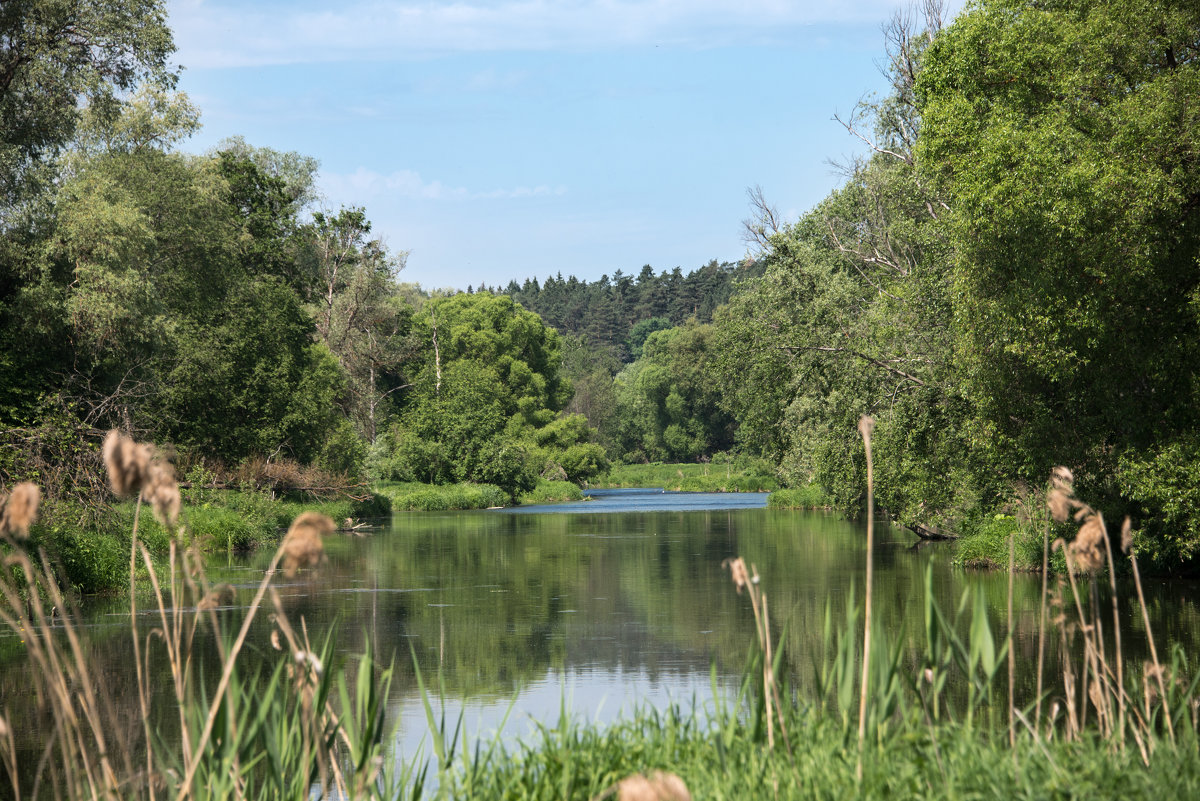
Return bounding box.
[167,0,961,291]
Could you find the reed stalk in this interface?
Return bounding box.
[1035,506,1050,734]
[1129,540,1175,744]
[856,415,875,783]
[1007,521,1015,747]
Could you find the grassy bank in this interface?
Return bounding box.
[767,483,830,509]
[15,487,389,595]
[373,479,584,511]
[516,479,584,505]
[593,461,779,492]
[374,480,510,511]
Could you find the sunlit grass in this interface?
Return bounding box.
[594,462,778,492]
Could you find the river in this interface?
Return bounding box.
[3,488,1199,772]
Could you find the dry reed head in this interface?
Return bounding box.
[102,430,151,497]
[281,512,335,577]
[197,583,236,611]
[143,459,181,529]
[0,481,40,539]
[1046,465,1078,523]
[616,772,691,801]
[722,556,750,594]
[858,415,875,439]
[103,430,182,530]
[1050,466,1073,491]
[1068,514,1106,573]
[1121,516,1133,554]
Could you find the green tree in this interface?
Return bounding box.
[615,321,734,463]
[376,293,587,496]
[0,0,175,215]
[917,0,1200,558]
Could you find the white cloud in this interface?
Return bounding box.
[321,166,566,201]
[168,0,918,69]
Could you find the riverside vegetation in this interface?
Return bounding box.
[3,429,1200,800]
[3,0,1199,579]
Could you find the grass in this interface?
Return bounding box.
[593,461,779,492]
[373,480,509,511]
[767,483,830,509]
[516,479,584,505]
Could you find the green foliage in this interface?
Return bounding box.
[373,481,509,511]
[953,514,1046,572]
[767,484,829,509]
[0,0,177,210]
[613,321,734,462]
[1118,435,1200,569]
[517,480,585,505]
[594,462,778,492]
[916,0,1200,513]
[373,293,609,497]
[504,260,762,363]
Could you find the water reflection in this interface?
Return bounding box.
[3,491,1200,767]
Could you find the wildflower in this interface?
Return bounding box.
[281,512,335,577]
[0,482,40,539]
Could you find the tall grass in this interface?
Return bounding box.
[594,462,778,492]
[0,432,398,800]
[373,481,509,511]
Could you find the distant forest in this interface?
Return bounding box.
[473,260,764,362]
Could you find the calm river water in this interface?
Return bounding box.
[3,488,1200,767]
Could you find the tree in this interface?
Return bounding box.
[614,321,734,463]
[0,0,176,216]
[304,206,415,443]
[375,293,585,496]
[917,0,1200,557]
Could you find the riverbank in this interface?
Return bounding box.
[591,461,779,492]
[15,487,389,594]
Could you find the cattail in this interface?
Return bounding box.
[142,459,181,529]
[1047,488,1073,523]
[722,556,750,593]
[0,481,40,539]
[281,512,335,577]
[1050,465,1073,491]
[197,583,235,611]
[102,430,151,497]
[616,772,691,801]
[1069,515,1106,573]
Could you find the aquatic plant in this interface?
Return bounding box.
[0,431,396,800]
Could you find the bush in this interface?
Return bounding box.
[768,484,830,509]
[953,513,1047,571]
[374,481,509,511]
[518,480,585,505]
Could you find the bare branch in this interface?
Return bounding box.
[780,344,929,387]
[741,185,783,255]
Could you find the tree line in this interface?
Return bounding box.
[3,0,1198,570]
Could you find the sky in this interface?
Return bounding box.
[166,0,962,291]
